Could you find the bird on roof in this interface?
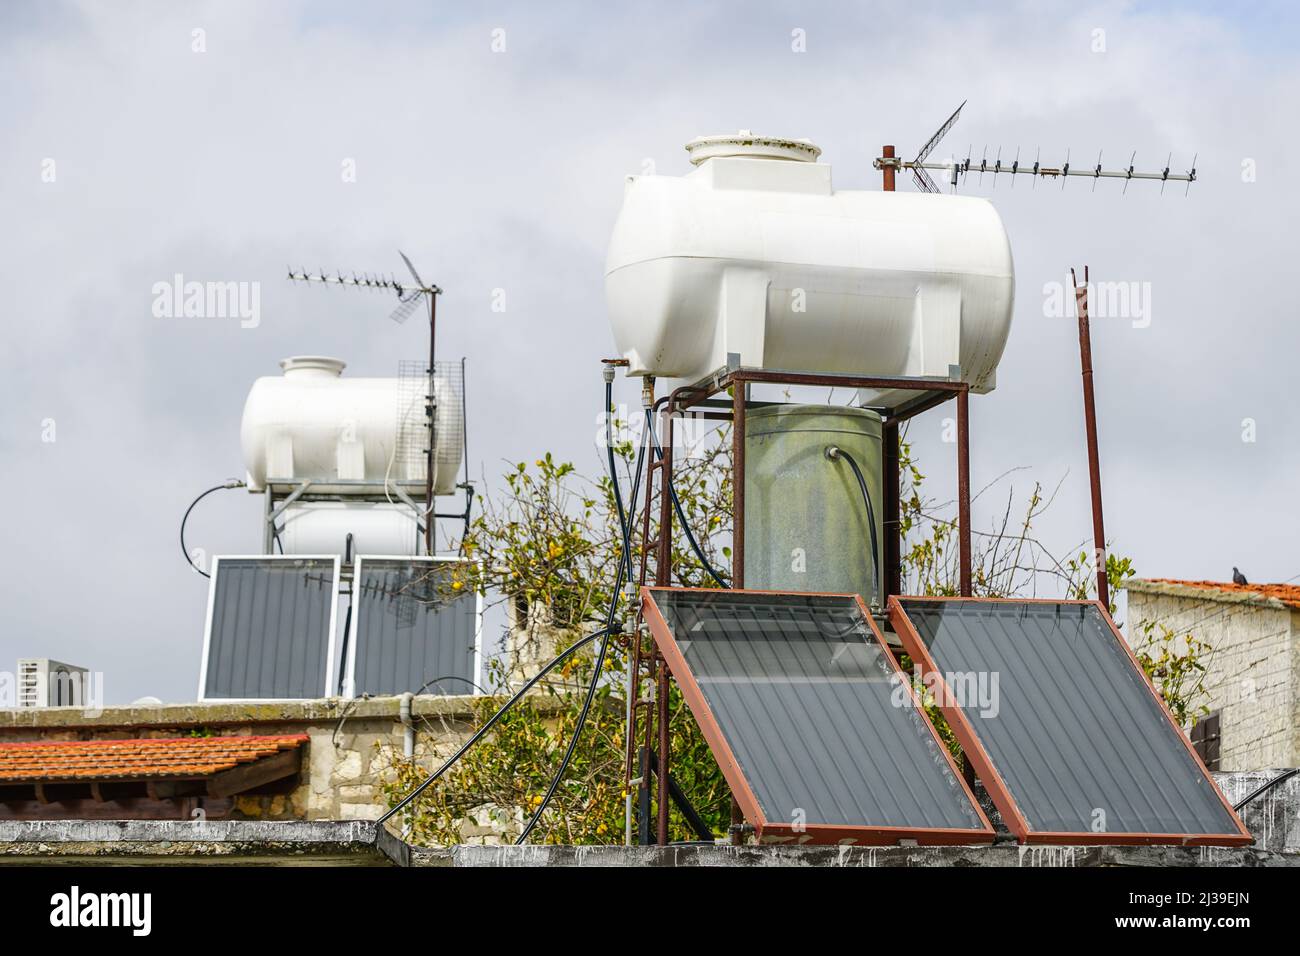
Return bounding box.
[1232,567,1248,585]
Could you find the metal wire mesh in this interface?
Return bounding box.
[394,359,465,484]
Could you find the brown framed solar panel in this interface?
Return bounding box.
[889,596,1251,847]
[641,587,995,845]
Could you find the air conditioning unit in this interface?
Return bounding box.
[17,659,89,708]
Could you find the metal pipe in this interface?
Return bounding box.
[732,384,746,589]
[656,653,670,844]
[424,292,438,556]
[399,692,415,759]
[626,377,656,845]
[624,624,635,846]
[1073,266,1110,609]
[882,145,896,192]
[957,387,972,597]
[728,378,748,840]
[654,397,676,846]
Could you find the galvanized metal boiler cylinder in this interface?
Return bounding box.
[743,405,884,607]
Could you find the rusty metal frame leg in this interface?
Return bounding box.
[957,386,972,597]
[627,385,658,846]
[654,399,675,845]
[882,419,901,599]
[1073,266,1109,609]
[729,378,748,843]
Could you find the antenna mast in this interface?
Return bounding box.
[288,253,444,555]
[874,102,1197,194]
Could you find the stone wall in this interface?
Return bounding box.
[1124,580,1299,770]
[0,696,480,821]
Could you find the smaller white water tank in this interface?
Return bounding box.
[277,501,420,556]
[605,132,1016,390]
[240,356,463,496]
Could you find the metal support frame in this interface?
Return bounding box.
[262,480,313,553]
[623,364,975,846]
[259,478,439,557]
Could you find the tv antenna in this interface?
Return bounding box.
[874,101,1197,195]
[288,252,444,555]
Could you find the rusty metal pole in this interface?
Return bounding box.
[732,378,746,589]
[956,387,972,597]
[882,145,896,192]
[424,292,438,556]
[1073,267,1110,610]
[654,400,675,845]
[729,375,747,843]
[626,378,656,845]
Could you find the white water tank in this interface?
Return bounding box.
[240,356,463,496]
[605,132,1015,390]
[277,501,420,556]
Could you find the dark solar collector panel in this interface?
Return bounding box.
[347,557,480,697]
[890,597,1250,846]
[200,556,339,700]
[642,587,994,845]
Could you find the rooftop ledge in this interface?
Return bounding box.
[0,820,1295,868]
[1124,577,1300,612]
[0,695,484,731]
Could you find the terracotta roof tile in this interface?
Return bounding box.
[1139,578,1300,610]
[0,734,308,783]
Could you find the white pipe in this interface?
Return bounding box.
[399,692,415,760]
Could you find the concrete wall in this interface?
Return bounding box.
[1124,581,1299,770]
[0,697,478,821]
[4,768,1299,866]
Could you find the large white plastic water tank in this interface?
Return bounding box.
[240,356,463,496]
[605,132,1015,390]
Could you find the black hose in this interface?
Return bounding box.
[376,626,609,826]
[826,446,881,605]
[336,601,353,696]
[412,675,492,696]
[1233,767,1299,813]
[180,480,245,578]
[646,410,728,588]
[515,377,647,844]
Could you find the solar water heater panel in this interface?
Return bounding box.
[890,597,1250,846]
[642,587,994,845]
[200,556,340,701]
[346,557,480,698]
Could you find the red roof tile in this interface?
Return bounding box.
[1141,578,1300,610]
[0,735,308,783]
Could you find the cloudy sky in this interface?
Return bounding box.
[2,1,1296,703]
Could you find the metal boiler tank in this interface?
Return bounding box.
[744,405,884,607]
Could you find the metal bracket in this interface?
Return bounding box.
[391,484,428,538]
[264,480,312,551]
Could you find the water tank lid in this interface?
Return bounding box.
[280,355,346,378]
[685,131,821,166]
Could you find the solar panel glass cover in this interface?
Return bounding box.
[892,598,1250,845]
[201,556,339,700]
[643,588,993,845]
[347,558,479,697]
